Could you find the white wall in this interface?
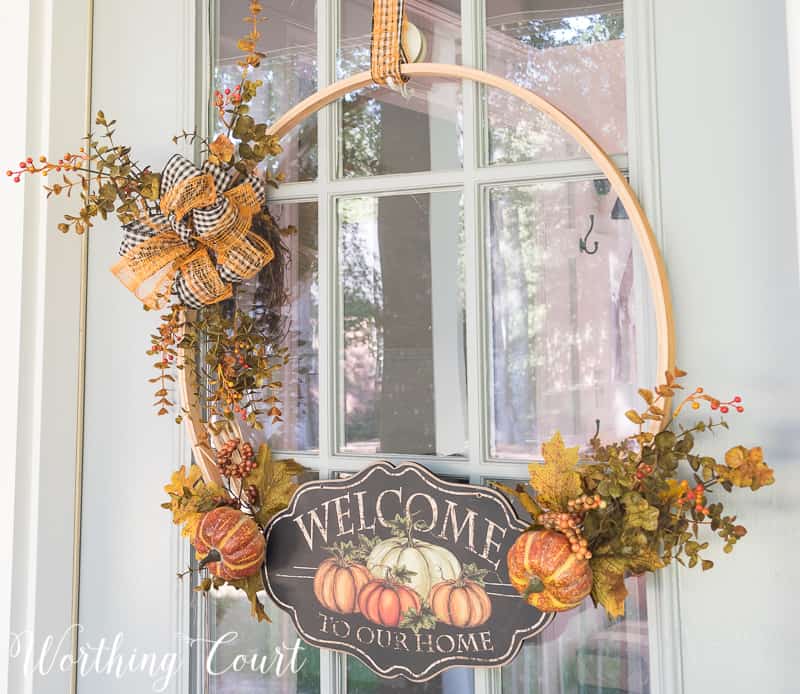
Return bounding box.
[3,2,90,693]
[653,1,799,692]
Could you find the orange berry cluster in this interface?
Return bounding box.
[217,438,256,479]
[567,494,607,512]
[676,480,710,515]
[6,150,88,183]
[539,511,593,560]
[244,484,259,507]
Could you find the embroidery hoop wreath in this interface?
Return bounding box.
[177,62,677,484]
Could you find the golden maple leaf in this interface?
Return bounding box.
[529,432,583,512]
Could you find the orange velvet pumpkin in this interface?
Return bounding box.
[314,558,372,614]
[357,578,421,627]
[194,506,265,580]
[507,530,593,612]
[430,578,492,627]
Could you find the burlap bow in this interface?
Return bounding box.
[111,154,274,309]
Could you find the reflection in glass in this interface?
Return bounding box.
[207,585,321,694]
[237,202,319,452]
[217,0,317,181]
[338,192,467,456]
[348,656,475,694]
[338,0,463,176]
[485,1,626,164]
[487,180,639,458]
[501,576,649,693]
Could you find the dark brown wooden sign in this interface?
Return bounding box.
[263,462,554,681]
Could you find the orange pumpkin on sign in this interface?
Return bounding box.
[430,563,492,627]
[313,542,372,614]
[507,530,593,612]
[357,567,421,627]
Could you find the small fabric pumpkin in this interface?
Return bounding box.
[430,566,492,628]
[357,569,421,627]
[194,506,265,580]
[507,530,592,612]
[313,544,372,614]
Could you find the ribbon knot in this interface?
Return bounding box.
[112,154,274,309]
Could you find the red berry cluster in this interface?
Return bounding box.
[539,511,593,560]
[636,463,654,480]
[217,438,256,479]
[214,84,242,118]
[6,150,88,183]
[684,387,744,415]
[676,480,710,515]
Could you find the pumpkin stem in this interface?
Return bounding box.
[198,549,222,570]
[523,576,545,597]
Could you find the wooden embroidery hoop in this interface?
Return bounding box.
[178,63,676,484]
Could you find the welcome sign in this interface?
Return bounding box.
[263,462,554,681]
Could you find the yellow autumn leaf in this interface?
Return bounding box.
[163,464,229,537]
[660,478,684,503]
[230,573,271,623]
[164,464,203,498]
[529,432,583,512]
[589,556,628,619]
[721,446,774,491]
[491,481,542,520]
[244,444,305,526]
[626,546,665,574]
[208,133,235,163]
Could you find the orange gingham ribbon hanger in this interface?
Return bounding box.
[371,0,409,90]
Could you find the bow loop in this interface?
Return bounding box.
[111,154,273,309]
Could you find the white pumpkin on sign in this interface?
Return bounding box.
[366,514,461,599]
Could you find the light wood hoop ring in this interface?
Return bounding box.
[180,63,676,484]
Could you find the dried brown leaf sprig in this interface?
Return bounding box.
[177,304,289,429]
[147,305,184,418]
[7,111,161,234]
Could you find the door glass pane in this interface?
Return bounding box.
[338,0,463,176]
[338,191,467,456]
[217,0,318,181]
[485,0,626,165]
[347,657,475,694]
[501,576,649,693]
[487,180,640,459]
[206,585,321,693]
[238,201,319,452]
